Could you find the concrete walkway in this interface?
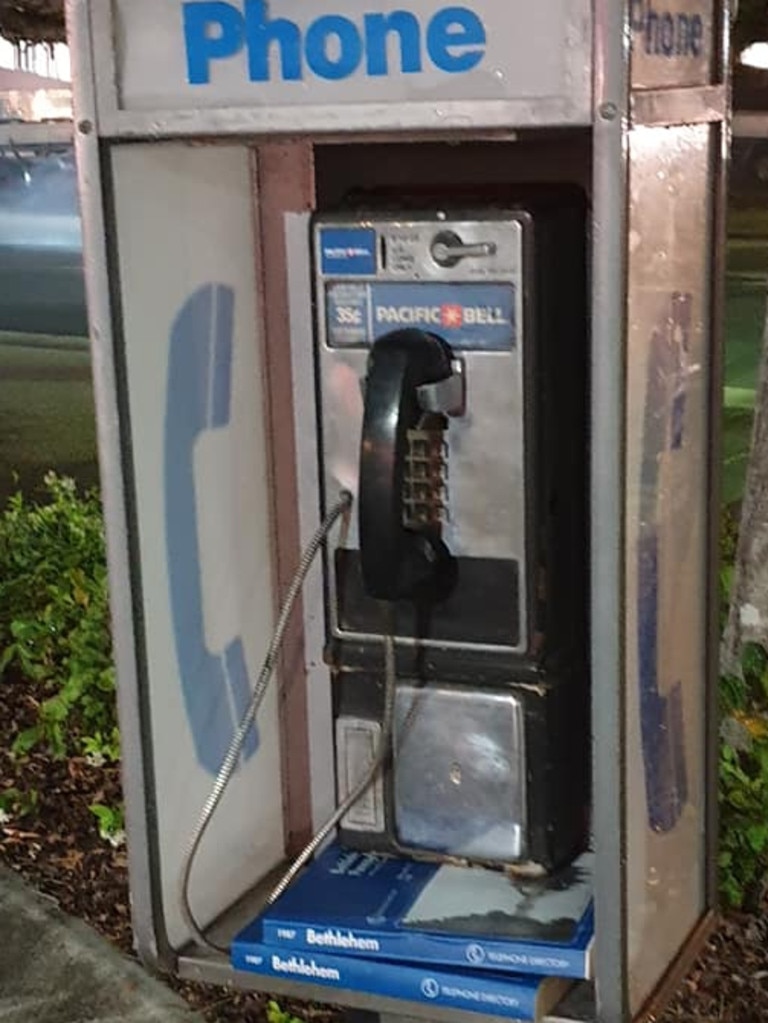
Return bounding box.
[0,866,202,1022]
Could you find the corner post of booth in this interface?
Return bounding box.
[65,1,732,1020]
[591,1,730,1019]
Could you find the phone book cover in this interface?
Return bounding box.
[231,929,571,1022]
[255,841,593,980]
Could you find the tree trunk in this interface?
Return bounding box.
[722,302,768,673]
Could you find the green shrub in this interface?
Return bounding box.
[717,509,768,910]
[719,505,740,633]
[266,1002,305,1023]
[2,475,767,905]
[89,802,126,847]
[0,786,38,821]
[719,642,768,910]
[0,472,118,763]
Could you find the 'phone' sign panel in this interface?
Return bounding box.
[113,0,592,121]
[630,0,714,88]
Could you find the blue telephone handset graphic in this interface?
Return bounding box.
[637,291,691,833]
[165,283,259,775]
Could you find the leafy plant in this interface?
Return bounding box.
[719,505,740,632]
[719,642,768,910]
[715,501,768,909]
[0,473,118,763]
[0,786,39,822]
[89,802,126,848]
[266,1001,306,1023]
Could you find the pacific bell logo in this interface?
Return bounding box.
[375,304,507,328]
[441,304,464,327]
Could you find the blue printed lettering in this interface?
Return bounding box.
[305,15,363,80]
[630,1,705,59]
[182,1,488,85]
[184,2,245,84]
[689,14,704,55]
[427,7,486,74]
[244,0,302,82]
[363,12,422,76]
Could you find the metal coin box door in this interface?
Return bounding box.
[67,1,729,1021]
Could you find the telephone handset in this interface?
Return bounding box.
[358,328,465,603]
[164,282,258,775]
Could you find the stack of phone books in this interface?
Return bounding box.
[232,841,594,1022]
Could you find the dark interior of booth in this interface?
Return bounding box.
[312,132,593,205]
[309,131,596,1023]
[178,129,597,1023]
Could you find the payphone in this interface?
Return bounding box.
[313,197,590,872]
[70,0,728,1015]
[173,188,593,961]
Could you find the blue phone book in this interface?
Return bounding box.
[254,841,593,979]
[231,930,571,1022]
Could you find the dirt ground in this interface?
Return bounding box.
[2,669,768,1023]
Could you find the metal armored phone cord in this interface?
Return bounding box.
[178,491,397,955]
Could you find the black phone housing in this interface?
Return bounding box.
[315,190,590,873]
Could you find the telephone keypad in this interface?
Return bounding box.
[403,428,449,528]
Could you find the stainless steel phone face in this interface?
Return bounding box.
[393,683,527,862]
[315,211,528,654]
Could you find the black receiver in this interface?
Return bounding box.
[358,328,461,603]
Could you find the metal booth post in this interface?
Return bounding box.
[66,1,730,1021]
[591,1,729,1021]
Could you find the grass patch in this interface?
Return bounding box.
[0,343,98,504]
[722,276,765,504]
[728,206,768,239]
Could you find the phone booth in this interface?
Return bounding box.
[67,1,729,1020]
